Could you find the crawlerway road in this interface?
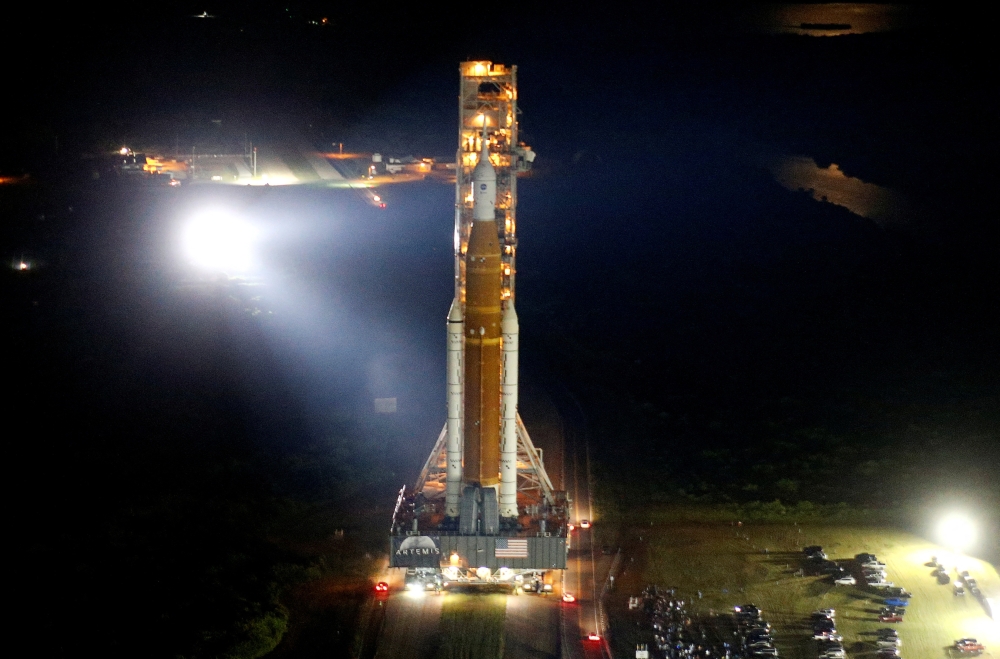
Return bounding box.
[557,385,609,659]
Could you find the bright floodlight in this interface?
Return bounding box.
[182,210,256,272]
[937,512,976,552]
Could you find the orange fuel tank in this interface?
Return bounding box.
[462,218,502,487]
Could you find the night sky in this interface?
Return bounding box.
[5,4,998,657]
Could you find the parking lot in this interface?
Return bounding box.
[612,523,999,659]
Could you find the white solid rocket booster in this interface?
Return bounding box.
[499,301,519,518]
[445,297,464,518]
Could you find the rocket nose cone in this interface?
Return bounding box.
[448,297,463,322]
[501,302,519,332]
[473,157,496,183]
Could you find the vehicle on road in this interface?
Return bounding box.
[587,632,601,642]
[562,592,576,603]
[579,519,591,529]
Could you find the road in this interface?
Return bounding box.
[371,590,444,659]
[369,583,559,659]
[560,387,608,659]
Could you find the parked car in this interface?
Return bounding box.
[856,553,877,562]
[954,583,966,596]
[885,587,912,598]
[954,639,984,655]
[876,649,900,659]
[879,613,904,623]
[884,598,909,607]
[814,609,836,618]
[834,575,856,585]
[875,629,899,639]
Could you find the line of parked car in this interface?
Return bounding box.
[810,608,844,659]
[735,603,779,659]
[799,547,916,659]
[929,556,984,598]
[872,627,903,659]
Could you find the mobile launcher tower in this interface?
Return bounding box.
[389,62,568,590]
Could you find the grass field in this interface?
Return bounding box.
[606,519,999,659]
[436,593,507,659]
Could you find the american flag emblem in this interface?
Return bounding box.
[495,538,529,558]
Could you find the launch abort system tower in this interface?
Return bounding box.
[389,62,566,587]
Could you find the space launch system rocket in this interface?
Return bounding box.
[444,128,520,534]
[388,62,566,576]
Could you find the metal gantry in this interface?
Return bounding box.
[454,61,535,306]
[415,415,556,507]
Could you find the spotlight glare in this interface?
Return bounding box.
[182,210,256,273]
[937,512,976,552]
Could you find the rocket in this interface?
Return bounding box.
[463,129,501,492]
[444,126,520,533]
